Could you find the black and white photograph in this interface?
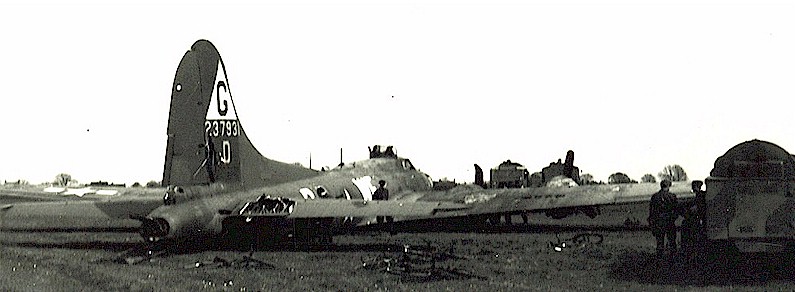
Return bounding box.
[2,0,795,290]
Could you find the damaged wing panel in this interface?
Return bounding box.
[238,196,296,216]
[258,200,470,218]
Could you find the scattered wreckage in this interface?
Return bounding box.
[548,232,605,252]
[360,243,486,281]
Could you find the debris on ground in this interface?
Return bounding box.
[185,253,276,269]
[360,243,485,281]
[549,233,604,252]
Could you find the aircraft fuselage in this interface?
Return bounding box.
[139,157,433,242]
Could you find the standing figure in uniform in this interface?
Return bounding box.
[648,179,679,258]
[373,180,392,223]
[681,180,707,254]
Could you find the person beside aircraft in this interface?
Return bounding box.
[373,180,392,223]
[648,179,679,258]
[681,180,706,253]
[0,40,700,254]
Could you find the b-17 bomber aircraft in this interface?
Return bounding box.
[0,40,693,255]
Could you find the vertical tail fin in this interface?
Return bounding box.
[162,40,318,188]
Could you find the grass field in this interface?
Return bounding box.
[3,225,795,291]
[2,199,795,291]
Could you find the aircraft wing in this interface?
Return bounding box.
[233,198,469,218]
[0,196,163,232]
[288,200,469,218]
[0,189,67,203]
[395,181,694,219]
[0,186,136,203]
[1,193,467,232]
[1,182,690,235]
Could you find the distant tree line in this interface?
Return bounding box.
[604,164,688,184]
[641,174,656,183]
[608,172,636,184]
[54,173,74,186]
[130,181,161,188]
[659,164,687,182]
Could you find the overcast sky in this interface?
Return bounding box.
[1,0,793,185]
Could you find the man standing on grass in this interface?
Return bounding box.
[648,179,679,258]
[373,180,391,224]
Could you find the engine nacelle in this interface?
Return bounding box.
[139,202,223,242]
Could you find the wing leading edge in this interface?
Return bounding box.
[233,198,468,219]
[0,194,467,233]
[0,197,163,232]
[395,181,695,219]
